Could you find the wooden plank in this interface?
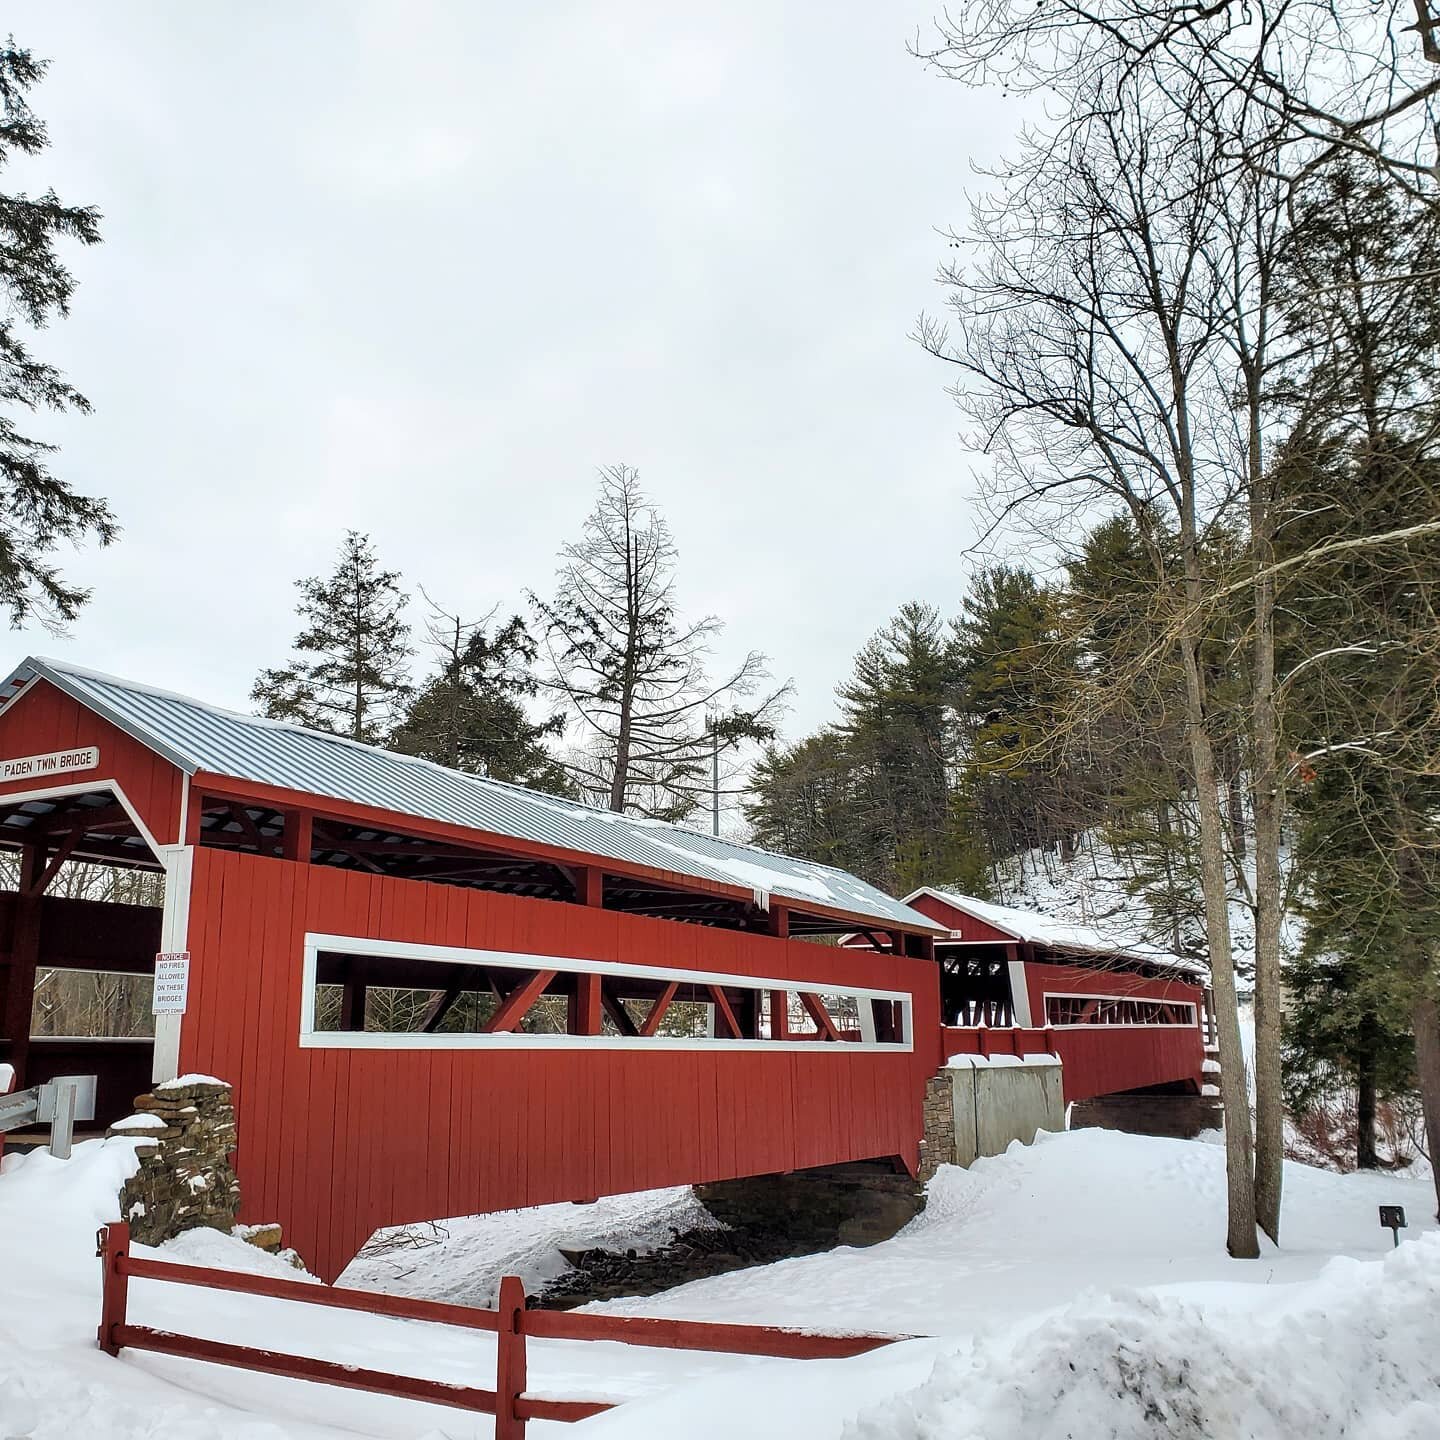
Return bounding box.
[121,1252,502,1328]
[116,1325,497,1414]
[523,1307,909,1358]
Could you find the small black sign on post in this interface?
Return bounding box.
[1379,1205,1407,1248]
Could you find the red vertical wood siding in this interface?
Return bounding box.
[179,848,941,1281]
[905,891,1016,943]
[0,680,184,848]
[1025,961,1204,1100]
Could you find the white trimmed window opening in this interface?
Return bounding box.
[300,932,913,1052]
[1043,993,1198,1028]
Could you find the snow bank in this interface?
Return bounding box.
[845,1236,1440,1440]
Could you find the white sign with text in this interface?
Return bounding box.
[152,953,192,1015]
[0,746,101,784]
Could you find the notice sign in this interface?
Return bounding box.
[0,745,100,784]
[152,953,192,1015]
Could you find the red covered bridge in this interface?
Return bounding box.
[885,887,1210,1104]
[1,658,1209,1279]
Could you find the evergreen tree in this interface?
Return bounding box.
[1273,163,1440,1199]
[747,603,987,896]
[253,532,412,744]
[1284,774,1418,1169]
[1060,514,1247,961]
[390,597,572,795]
[745,731,859,872]
[0,43,114,629]
[533,465,787,820]
[838,602,985,893]
[953,566,1086,862]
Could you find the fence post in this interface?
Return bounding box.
[97,1221,131,1357]
[495,1274,528,1440]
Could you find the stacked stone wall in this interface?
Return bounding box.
[108,1078,241,1246]
[919,1073,958,1181]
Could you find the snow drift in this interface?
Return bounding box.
[846,1236,1440,1440]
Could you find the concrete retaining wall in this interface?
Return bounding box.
[943,1055,1065,1168]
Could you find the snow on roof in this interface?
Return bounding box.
[2,656,938,933]
[909,886,1206,977]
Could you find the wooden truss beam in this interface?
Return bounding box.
[797,991,841,1041]
[26,827,83,897]
[638,982,679,1038]
[599,980,640,1037]
[483,970,558,1033]
[707,985,741,1039]
[420,966,485,1033]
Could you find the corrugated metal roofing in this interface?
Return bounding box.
[908,886,1205,978]
[2,656,939,931]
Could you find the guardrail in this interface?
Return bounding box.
[0,1072,95,1159]
[96,1221,908,1438]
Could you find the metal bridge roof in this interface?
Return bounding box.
[2,656,938,931]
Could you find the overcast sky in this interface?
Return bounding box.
[9,2,1018,755]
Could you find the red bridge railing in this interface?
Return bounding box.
[97,1222,908,1438]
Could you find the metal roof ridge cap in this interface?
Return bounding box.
[19,657,203,776]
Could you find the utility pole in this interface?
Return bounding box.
[711,717,720,838]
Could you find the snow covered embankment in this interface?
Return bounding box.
[846,1236,1440,1440]
[4,1126,1437,1439]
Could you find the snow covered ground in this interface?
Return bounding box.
[340,1186,719,1308]
[2,1128,1436,1439]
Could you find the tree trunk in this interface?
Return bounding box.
[1222,738,1247,862]
[1251,642,1286,1243]
[1156,799,1183,953]
[1356,1039,1378,1171]
[1411,991,1440,1220]
[1180,639,1260,1257]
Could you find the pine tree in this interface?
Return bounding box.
[953,566,1086,863]
[1284,772,1418,1169]
[533,465,787,820]
[745,731,859,872]
[390,597,572,795]
[838,602,985,893]
[0,43,114,629]
[253,532,412,744]
[746,603,988,895]
[1274,163,1440,1204]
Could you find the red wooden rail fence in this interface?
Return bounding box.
[97,1222,907,1438]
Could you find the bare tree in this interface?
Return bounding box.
[918,0,1440,202]
[532,466,790,821]
[918,69,1271,1253]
